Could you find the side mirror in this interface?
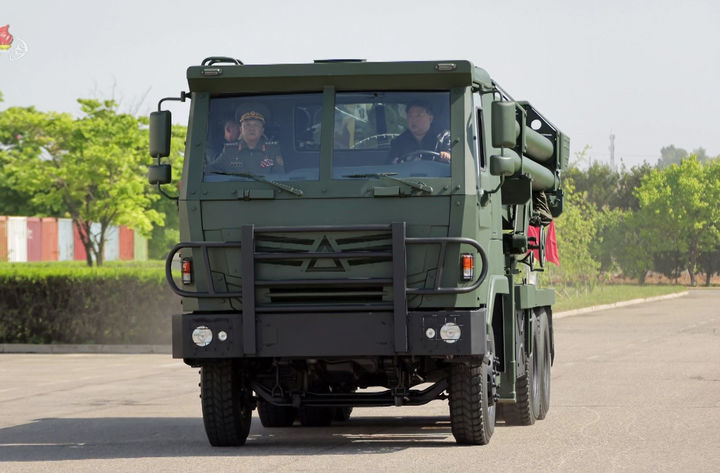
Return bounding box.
[148,164,171,185]
[149,110,172,158]
[491,101,517,149]
[489,154,517,177]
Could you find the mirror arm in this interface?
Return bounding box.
[480,175,504,206]
[156,182,179,202]
[157,91,189,112]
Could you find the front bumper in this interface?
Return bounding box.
[173,309,487,359]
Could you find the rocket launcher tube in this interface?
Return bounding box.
[514,122,554,162]
[490,149,558,191]
[491,100,554,163]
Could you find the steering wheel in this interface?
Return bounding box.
[352,133,399,149]
[397,150,447,163]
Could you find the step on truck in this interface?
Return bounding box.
[148,57,569,446]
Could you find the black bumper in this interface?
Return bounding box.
[173,309,487,359]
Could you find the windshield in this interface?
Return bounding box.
[333,91,451,179]
[204,93,322,182]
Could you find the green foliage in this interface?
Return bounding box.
[547,180,601,288]
[557,145,719,287]
[0,100,164,266]
[657,144,688,169]
[635,156,720,286]
[657,145,709,168]
[0,262,179,344]
[567,161,652,211]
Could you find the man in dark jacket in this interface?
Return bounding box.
[389,101,451,163]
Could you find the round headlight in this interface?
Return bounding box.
[440,322,461,344]
[217,330,228,342]
[425,327,436,339]
[192,325,213,347]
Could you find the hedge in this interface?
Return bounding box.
[0,262,181,344]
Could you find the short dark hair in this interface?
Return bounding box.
[405,101,433,115]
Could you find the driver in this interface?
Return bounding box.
[208,103,284,174]
[388,101,451,163]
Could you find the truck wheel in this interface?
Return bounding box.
[298,406,334,426]
[333,406,353,422]
[503,311,541,426]
[449,360,495,445]
[537,308,552,420]
[257,401,297,427]
[200,361,253,446]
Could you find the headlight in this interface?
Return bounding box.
[440,322,461,344]
[191,325,213,347]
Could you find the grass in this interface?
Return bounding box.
[553,284,687,312]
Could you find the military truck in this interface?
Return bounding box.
[148,57,569,446]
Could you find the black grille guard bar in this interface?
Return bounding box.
[165,223,487,354]
[165,223,487,299]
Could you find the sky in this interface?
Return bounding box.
[1,0,718,168]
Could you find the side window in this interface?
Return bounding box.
[477,108,486,169]
[473,92,486,171]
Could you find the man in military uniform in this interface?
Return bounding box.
[388,101,451,163]
[208,104,284,174]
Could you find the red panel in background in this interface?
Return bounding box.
[41,218,59,261]
[27,217,42,262]
[73,223,87,261]
[0,215,7,261]
[119,226,134,260]
[0,216,7,261]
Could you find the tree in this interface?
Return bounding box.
[635,156,720,286]
[547,179,601,290]
[566,162,618,211]
[614,163,653,211]
[657,145,688,169]
[0,99,163,266]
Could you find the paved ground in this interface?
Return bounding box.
[1,290,719,472]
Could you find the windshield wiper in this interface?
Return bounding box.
[343,172,433,194]
[210,171,303,196]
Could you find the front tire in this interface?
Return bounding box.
[200,361,253,446]
[449,360,495,445]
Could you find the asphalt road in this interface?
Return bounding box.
[1,290,719,472]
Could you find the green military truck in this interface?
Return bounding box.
[149,57,569,446]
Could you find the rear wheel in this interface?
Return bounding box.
[537,308,552,420]
[299,383,334,426]
[200,361,253,446]
[257,401,297,427]
[333,406,353,422]
[503,310,541,426]
[298,406,334,426]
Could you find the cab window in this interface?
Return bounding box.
[332,91,451,179]
[204,93,322,182]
